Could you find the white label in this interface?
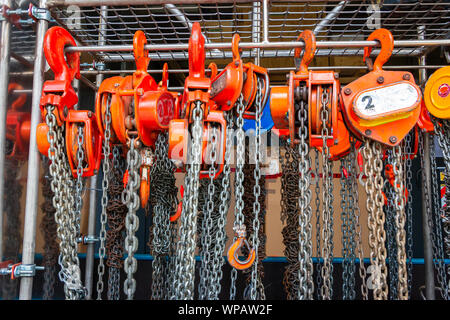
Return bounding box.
[354,82,419,119]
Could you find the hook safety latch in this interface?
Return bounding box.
[227,225,256,270]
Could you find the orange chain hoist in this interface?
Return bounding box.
[96,30,179,208]
[168,22,226,180]
[6,83,30,161]
[36,26,102,178]
[340,28,422,147]
[270,30,341,151]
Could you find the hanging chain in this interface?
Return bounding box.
[173,101,204,300]
[403,132,414,298]
[319,86,334,300]
[198,125,218,300]
[149,132,178,300]
[106,147,127,300]
[96,96,112,299]
[363,138,388,300]
[350,140,368,299]
[230,94,246,300]
[45,105,86,300]
[122,137,141,300]
[384,149,398,299]
[209,110,233,300]
[40,156,59,300]
[392,145,408,300]
[297,97,313,300]
[74,125,85,238]
[430,118,450,299]
[314,148,323,300]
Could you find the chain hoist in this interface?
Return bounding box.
[424,65,450,299]
[36,27,103,299]
[168,22,222,300]
[341,28,422,300]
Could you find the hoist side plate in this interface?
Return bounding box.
[341,70,421,147]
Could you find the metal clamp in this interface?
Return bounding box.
[0,263,44,279]
[77,235,100,245]
[28,4,52,22]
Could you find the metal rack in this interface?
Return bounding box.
[0,0,449,300]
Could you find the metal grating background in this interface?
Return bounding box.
[49,0,450,63]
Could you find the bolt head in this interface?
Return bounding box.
[334,72,339,79]
[227,100,231,106]
[344,88,352,95]
[87,111,93,118]
[365,129,372,136]
[63,106,68,118]
[403,73,411,81]
[389,136,397,144]
[377,76,384,84]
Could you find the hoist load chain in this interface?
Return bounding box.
[45,105,86,300]
[148,132,178,300]
[349,140,369,300]
[362,138,388,300]
[122,137,141,300]
[428,118,450,299]
[40,157,59,300]
[280,143,301,300]
[105,147,127,300]
[319,86,334,300]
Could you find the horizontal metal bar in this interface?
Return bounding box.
[65,39,449,53]
[9,65,446,77]
[47,0,346,7]
[28,253,450,265]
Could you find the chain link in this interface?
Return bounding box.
[122,138,141,300]
[45,105,86,300]
[96,96,112,299]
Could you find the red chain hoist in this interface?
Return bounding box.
[36,26,102,178]
[270,30,342,150]
[96,30,180,208]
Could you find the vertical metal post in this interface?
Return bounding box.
[84,5,107,299]
[418,25,436,300]
[262,0,269,43]
[0,0,12,262]
[19,0,48,300]
[252,1,261,65]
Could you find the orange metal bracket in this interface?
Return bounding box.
[65,110,102,178]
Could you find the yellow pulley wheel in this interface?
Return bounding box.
[424,66,450,119]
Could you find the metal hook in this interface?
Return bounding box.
[231,33,241,61]
[133,30,150,75]
[188,22,206,79]
[43,26,80,82]
[363,28,394,72]
[294,29,316,75]
[227,225,256,270]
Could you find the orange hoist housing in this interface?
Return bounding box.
[168,22,226,180]
[36,26,102,178]
[6,83,30,160]
[341,28,422,147]
[424,65,450,120]
[98,30,178,148]
[270,30,341,150]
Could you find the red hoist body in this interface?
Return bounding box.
[36,26,102,178]
[96,30,180,208]
[340,28,422,147]
[6,83,31,160]
[168,22,226,180]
